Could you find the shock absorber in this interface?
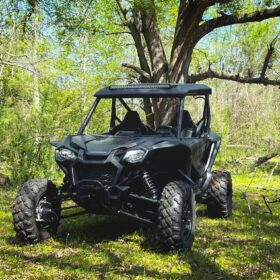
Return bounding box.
[142,170,158,199]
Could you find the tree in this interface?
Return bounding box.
[0,0,127,184]
[115,0,280,127]
[26,0,41,110]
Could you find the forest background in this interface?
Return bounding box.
[0,1,279,279]
[0,0,279,183]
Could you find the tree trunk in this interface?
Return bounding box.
[80,34,87,113]
[32,1,40,111]
[139,1,168,83]
[117,0,280,128]
[143,98,155,128]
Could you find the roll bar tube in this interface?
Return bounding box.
[110,98,116,129]
[205,94,211,133]
[77,97,100,135]
[177,97,184,138]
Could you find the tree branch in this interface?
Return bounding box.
[192,15,280,86]
[199,0,232,6]
[0,59,35,74]
[122,63,151,81]
[199,6,280,36]
[189,69,280,86]
[252,153,279,168]
[116,0,151,77]
[171,0,234,83]
[261,35,278,78]
[94,30,131,36]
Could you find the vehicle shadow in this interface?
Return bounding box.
[3,213,240,280]
[56,214,143,245]
[55,215,242,279]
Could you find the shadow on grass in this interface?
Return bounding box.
[54,215,242,279]
[1,244,241,279]
[3,188,280,279]
[56,214,143,244]
[3,212,242,279]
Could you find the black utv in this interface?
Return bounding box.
[12,83,232,251]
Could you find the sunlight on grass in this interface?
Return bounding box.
[0,165,279,279]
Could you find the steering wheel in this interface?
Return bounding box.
[144,125,155,134]
[113,125,150,136]
[156,125,177,135]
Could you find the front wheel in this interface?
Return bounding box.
[158,181,196,251]
[12,179,61,243]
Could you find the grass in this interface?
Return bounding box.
[0,163,280,279]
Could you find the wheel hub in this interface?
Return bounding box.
[36,197,59,231]
[182,202,192,239]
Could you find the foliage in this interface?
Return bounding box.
[0,1,279,186]
[0,0,125,185]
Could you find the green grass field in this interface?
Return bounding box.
[0,164,279,279]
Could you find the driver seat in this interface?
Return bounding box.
[170,110,196,131]
[110,111,147,134]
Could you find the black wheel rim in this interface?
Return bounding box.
[181,200,193,241]
[35,193,59,233]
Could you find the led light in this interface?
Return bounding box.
[56,149,77,161]
[109,83,176,90]
[123,149,145,163]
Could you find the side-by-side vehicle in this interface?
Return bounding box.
[12,83,232,251]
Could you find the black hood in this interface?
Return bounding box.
[52,134,182,156]
[78,135,142,155]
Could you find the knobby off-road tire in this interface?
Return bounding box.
[207,170,233,218]
[158,181,196,251]
[12,179,61,243]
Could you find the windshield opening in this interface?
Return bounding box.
[81,96,205,137]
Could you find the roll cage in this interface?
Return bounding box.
[78,83,211,138]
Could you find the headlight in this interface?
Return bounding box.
[56,148,77,161]
[123,149,145,163]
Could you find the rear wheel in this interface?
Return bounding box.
[207,171,232,218]
[12,179,61,243]
[158,181,196,251]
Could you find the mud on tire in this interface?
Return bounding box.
[12,179,60,243]
[158,181,196,251]
[207,170,233,218]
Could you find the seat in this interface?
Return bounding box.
[110,111,147,134]
[170,110,196,131]
[181,110,196,131]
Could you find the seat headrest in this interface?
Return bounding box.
[123,111,141,123]
[170,110,194,129]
